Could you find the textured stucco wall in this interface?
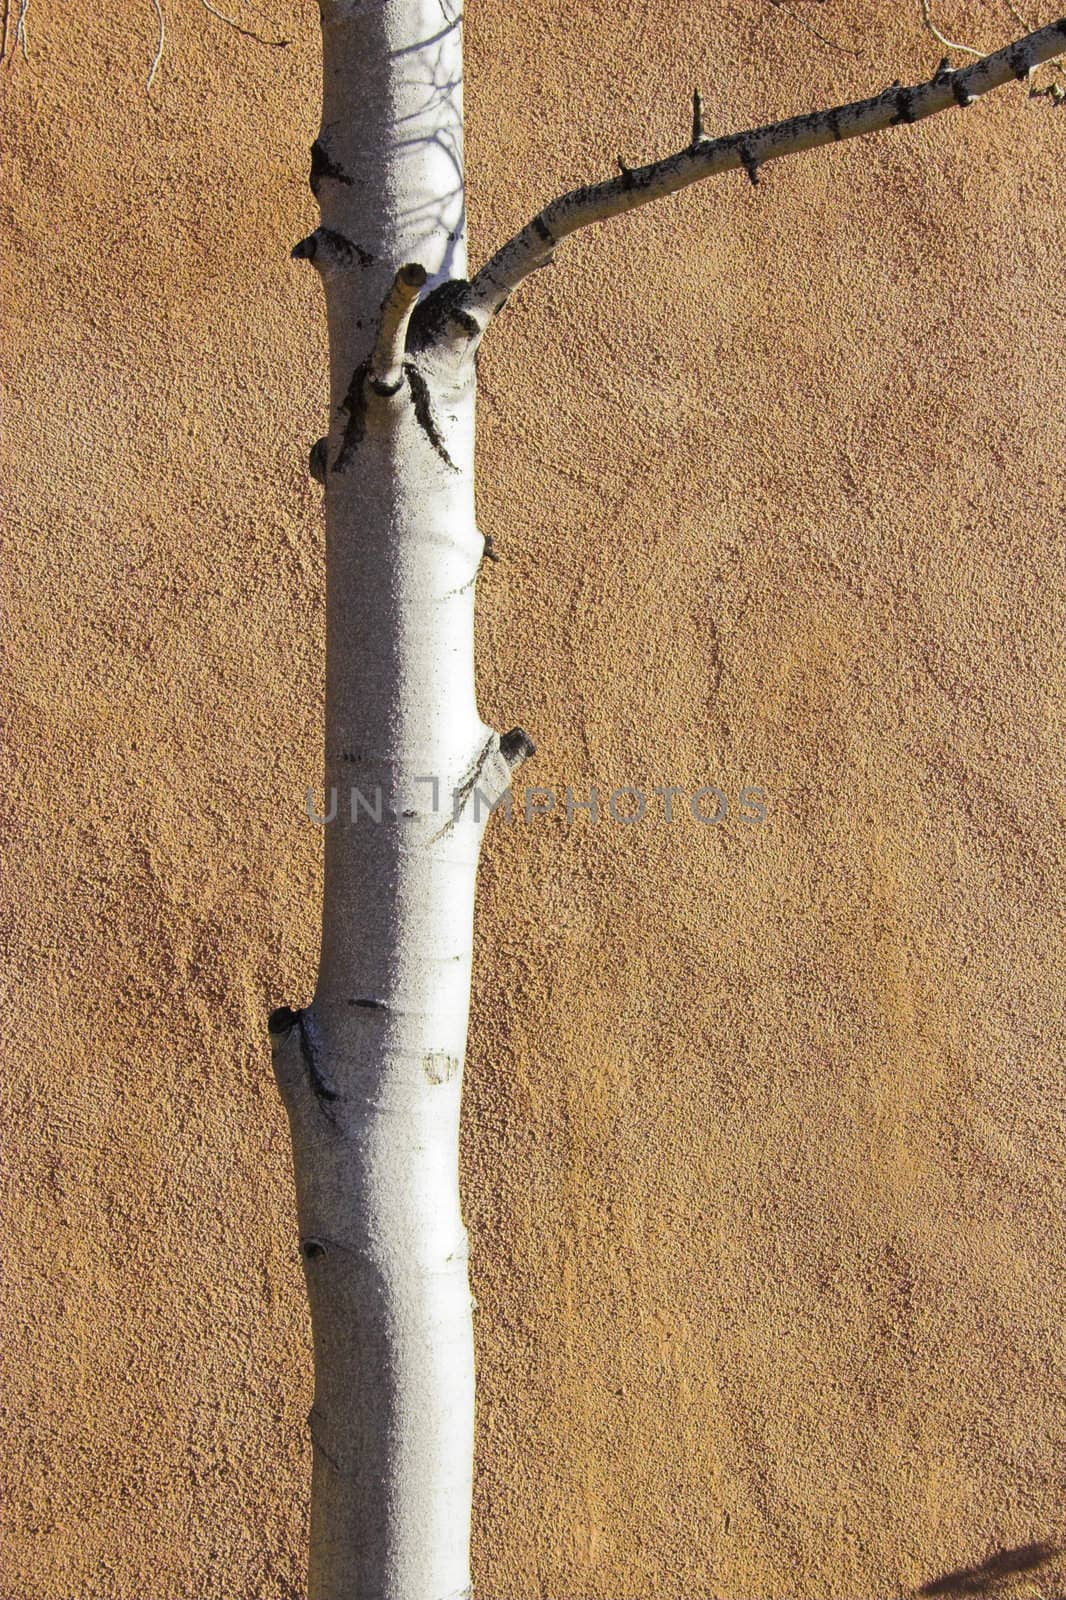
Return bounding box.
[3,3,1065,1597]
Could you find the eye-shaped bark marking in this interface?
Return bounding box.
[404,363,458,471]
[310,139,354,196]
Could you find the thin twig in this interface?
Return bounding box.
[769,0,862,58]
[199,0,290,46]
[146,0,165,96]
[1,0,10,66]
[691,88,704,144]
[920,0,984,59]
[369,264,428,393]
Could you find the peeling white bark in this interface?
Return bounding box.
[271,6,1064,1595]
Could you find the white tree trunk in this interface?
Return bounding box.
[269,4,528,1597]
[267,4,1065,1593]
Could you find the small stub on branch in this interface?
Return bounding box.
[292,228,374,271]
[268,1006,299,1038]
[499,727,536,770]
[309,438,328,484]
[370,264,428,395]
[309,138,352,197]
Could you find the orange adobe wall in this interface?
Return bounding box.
[3,2,1065,1597]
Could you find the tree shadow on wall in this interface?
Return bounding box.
[917,1540,1059,1597]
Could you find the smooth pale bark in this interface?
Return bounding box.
[271,5,528,1599]
[270,6,1064,1596]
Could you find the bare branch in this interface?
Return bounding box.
[467,17,1066,323]
[369,264,428,394]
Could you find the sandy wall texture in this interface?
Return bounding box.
[3,2,1065,1597]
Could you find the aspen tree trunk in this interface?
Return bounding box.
[266,5,1065,1594]
[268,5,529,1598]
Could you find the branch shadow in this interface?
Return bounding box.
[387,34,466,281]
[917,1540,1059,1597]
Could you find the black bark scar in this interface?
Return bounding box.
[891,87,919,124]
[430,735,496,840]
[1008,44,1032,79]
[404,362,458,471]
[310,140,353,196]
[407,279,479,349]
[333,361,458,473]
[268,1006,339,1116]
[333,361,370,473]
[292,228,375,268]
[296,1011,339,1110]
